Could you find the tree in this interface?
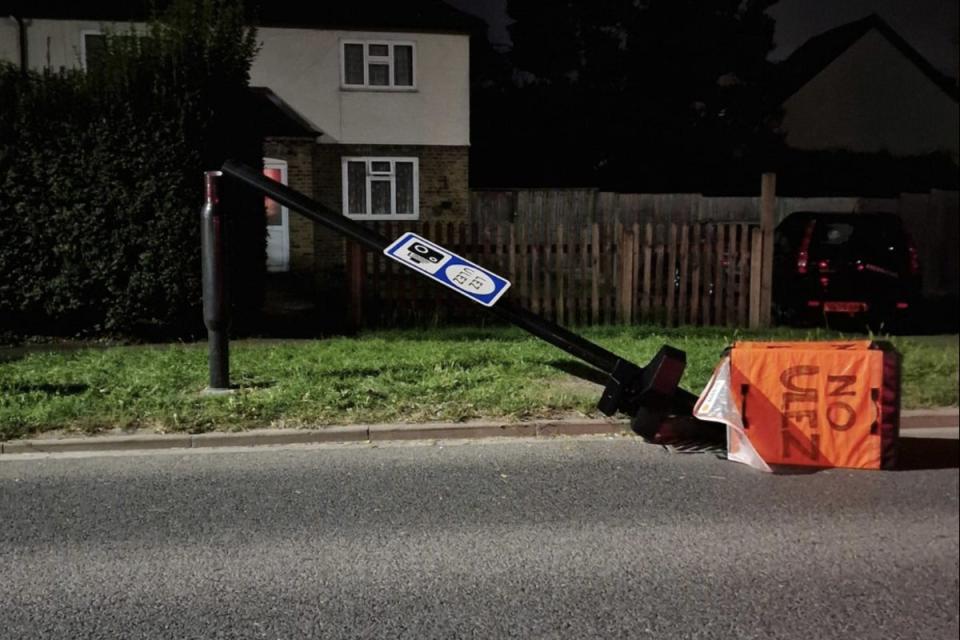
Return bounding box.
[480,0,781,192]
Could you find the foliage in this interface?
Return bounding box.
[0,326,954,440]
[0,0,264,339]
[472,0,783,192]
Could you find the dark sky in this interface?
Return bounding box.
[445,0,959,79]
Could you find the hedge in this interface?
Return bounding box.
[0,0,264,339]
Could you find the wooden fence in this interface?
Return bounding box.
[470,188,952,230]
[472,190,758,230]
[349,221,764,328]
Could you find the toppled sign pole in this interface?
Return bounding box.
[207,160,706,436]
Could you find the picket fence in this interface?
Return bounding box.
[348,221,764,328]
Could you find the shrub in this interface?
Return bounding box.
[0,0,264,339]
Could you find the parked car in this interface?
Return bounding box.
[773,212,921,331]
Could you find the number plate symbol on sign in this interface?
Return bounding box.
[383,232,511,307]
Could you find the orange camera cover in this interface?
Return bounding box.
[727,341,900,469]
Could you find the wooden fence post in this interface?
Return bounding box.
[591,223,600,325]
[641,222,653,322]
[349,243,364,328]
[508,223,516,287]
[666,223,677,327]
[519,224,528,310]
[678,223,690,326]
[702,224,713,325]
[749,227,763,328]
[737,223,749,327]
[433,222,446,318]
[690,223,700,325]
[556,224,565,325]
[607,224,618,322]
[631,223,640,322]
[653,225,665,324]
[543,234,552,320]
[619,229,635,323]
[759,172,776,327]
[531,232,540,315]
[713,224,725,326]
[726,224,737,327]
[579,228,589,325]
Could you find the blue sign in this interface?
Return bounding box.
[383,232,511,307]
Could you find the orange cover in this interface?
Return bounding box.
[728,341,899,469]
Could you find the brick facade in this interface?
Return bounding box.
[262,138,469,288]
[313,143,469,271]
[314,144,469,220]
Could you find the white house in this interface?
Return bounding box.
[0,2,478,288]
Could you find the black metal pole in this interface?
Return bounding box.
[201,170,230,391]
[220,159,621,375]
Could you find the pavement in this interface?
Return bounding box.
[1,436,956,639]
[1,408,957,456]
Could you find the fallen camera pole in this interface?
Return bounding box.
[205,160,704,437]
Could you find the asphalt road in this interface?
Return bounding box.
[1,435,957,639]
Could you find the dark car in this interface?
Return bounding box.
[773,212,921,331]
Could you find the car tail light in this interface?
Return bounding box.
[807,300,821,308]
[796,221,815,274]
[819,276,830,288]
[896,302,909,309]
[906,234,920,276]
[817,259,830,272]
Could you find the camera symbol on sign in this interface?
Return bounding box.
[407,241,446,266]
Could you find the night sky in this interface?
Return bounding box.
[445,0,960,79]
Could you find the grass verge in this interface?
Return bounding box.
[1,326,956,440]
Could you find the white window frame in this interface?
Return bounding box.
[340,40,417,91]
[342,157,420,221]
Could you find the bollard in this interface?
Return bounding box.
[201,170,230,393]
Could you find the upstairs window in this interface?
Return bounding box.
[342,157,419,220]
[341,41,415,89]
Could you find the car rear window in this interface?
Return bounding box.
[814,219,903,250]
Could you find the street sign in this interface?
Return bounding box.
[383,232,511,307]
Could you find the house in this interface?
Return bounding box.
[770,15,959,303]
[0,1,480,318]
[775,14,959,161]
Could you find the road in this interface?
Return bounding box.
[1,435,957,639]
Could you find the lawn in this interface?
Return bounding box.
[1,326,956,440]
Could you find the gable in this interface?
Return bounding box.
[780,28,959,157]
[776,14,958,105]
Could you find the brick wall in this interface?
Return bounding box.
[262,140,469,296]
[313,144,470,270]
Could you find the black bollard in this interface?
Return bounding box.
[201,170,230,392]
